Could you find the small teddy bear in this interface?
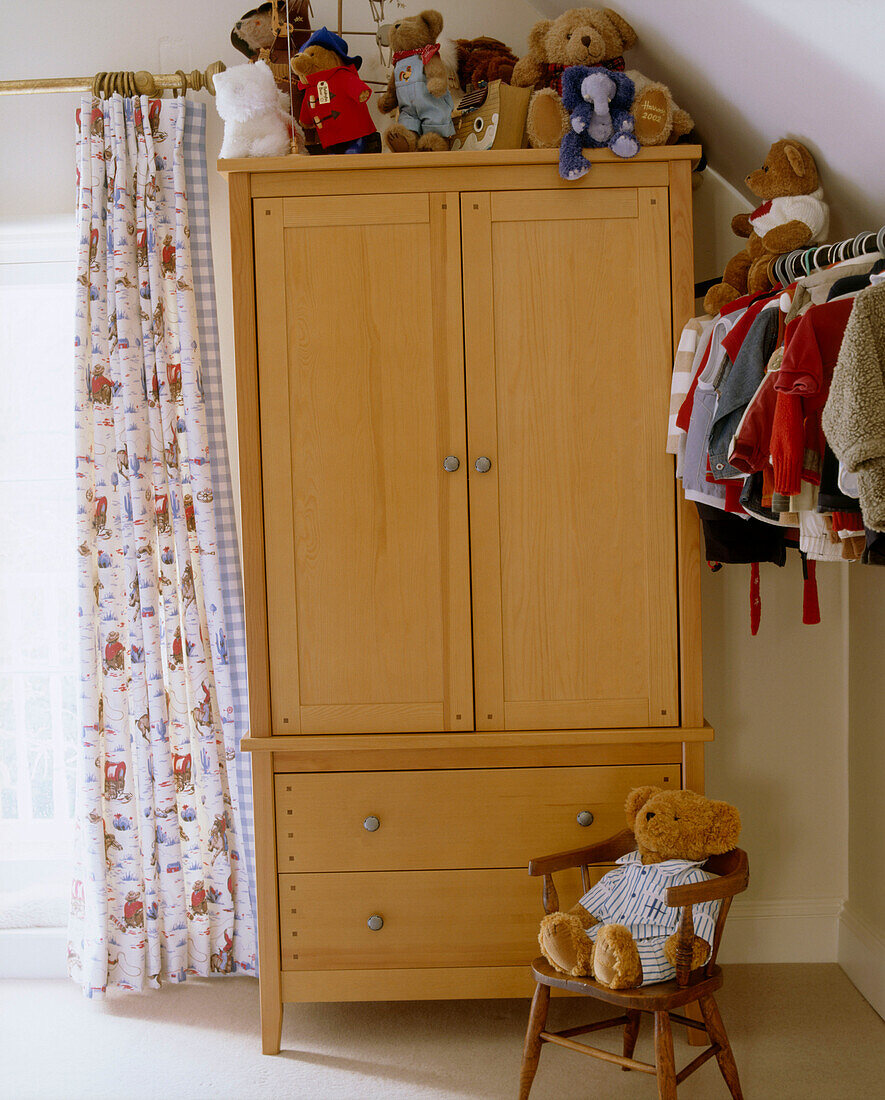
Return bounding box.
[559,65,639,180]
[704,138,829,314]
[379,9,456,152]
[290,27,380,155]
[214,59,292,159]
[538,785,741,989]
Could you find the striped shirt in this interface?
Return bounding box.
[579,850,721,983]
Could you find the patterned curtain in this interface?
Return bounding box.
[69,93,256,993]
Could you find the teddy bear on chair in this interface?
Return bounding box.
[538,786,742,989]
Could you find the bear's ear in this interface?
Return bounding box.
[419,9,444,40]
[625,785,662,828]
[603,9,638,50]
[783,142,807,178]
[704,801,741,854]
[528,19,552,58]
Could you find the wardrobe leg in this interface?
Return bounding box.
[261,992,283,1055]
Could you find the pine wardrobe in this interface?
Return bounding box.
[221,146,710,1053]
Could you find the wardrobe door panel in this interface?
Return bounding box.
[253,194,473,733]
[462,188,678,730]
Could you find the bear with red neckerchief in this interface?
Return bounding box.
[704,139,829,315]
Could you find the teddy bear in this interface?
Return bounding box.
[290,28,381,155]
[559,65,639,180]
[704,139,829,315]
[454,36,519,91]
[214,59,292,159]
[378,9,456,152]
[511,8,693,151]
[538,785,741,989]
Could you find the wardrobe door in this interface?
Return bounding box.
[461,188,678,731]
[253,193,473,734]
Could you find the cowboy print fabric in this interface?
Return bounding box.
[70,93,256,993]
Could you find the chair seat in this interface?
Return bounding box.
[531,957,724,1011]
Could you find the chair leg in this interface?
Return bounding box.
[621,1009,641,1070]
[654,1011,677,1100]
[518,982,550,1100]
[699,994,744,1100]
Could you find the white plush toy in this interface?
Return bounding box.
[214,60,291,158]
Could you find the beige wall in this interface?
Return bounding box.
[0,0,867,967]
[842,570,885,1011]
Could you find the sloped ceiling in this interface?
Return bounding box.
[532,0,885,240]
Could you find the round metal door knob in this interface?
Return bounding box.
[443,455,460,472]
[367,914,384,931]
[363,815,380,832]
[576,811,595,827]
[474,456,492,473]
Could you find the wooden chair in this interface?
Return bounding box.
[518,828,749,1100]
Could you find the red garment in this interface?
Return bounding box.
[105,640,124,663]
[298,65,375,149]
[729,372,779,474]
[771,298,854,496]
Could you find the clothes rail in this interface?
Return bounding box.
[773,225,885,287]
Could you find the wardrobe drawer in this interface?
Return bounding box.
[279,866,602,971]
[275,764,679,872]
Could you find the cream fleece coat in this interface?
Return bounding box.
[822,282,885,531]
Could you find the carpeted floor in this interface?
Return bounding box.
[2,965,883,1099]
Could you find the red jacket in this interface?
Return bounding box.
[771,298,854,495]
[298,66,375,148]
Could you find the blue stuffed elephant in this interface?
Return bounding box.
[559,65,640,180]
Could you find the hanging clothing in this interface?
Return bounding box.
[71,93,256,995]
[823,281,885,531]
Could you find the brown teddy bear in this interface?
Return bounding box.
[510,8,693,150]
[538,786,741,989]
[704,138,829,315]
[378,10,456,152]
[290,28,380,155]
[455,36,519,90]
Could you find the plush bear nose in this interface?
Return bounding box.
[581,35,592,46]
[646,812,655,821]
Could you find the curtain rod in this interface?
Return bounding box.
[0,63,227,97]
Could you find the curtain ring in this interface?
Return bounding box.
[93,71,106,98]
[103,72,115,99]
[877,225,885,255]
[173,69,188,98]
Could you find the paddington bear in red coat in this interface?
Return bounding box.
[291,28,380,154]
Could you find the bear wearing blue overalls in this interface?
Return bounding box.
[379,9,455,152]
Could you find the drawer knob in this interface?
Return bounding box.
[363,815,380,832]
[367,914,384,931]
[443,455,460,473]
[576,810,595,827]
[474,456,492,473]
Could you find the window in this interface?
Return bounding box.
[0,219,78,931]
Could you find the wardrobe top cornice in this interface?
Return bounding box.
[218,145,702,176]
